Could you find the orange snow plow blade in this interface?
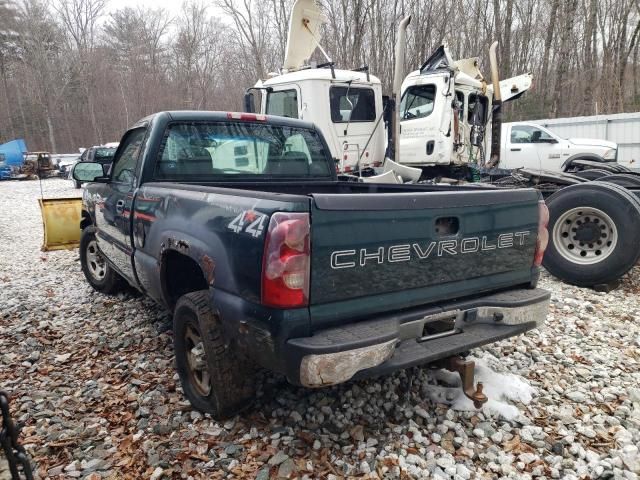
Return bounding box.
[39,197,82,251]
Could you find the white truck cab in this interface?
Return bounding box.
[255,69,385,172]
[247,0,385,173]
[499,122,618,172]
[398,45,532,169]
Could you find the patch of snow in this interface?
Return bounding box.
[422,356,536,420]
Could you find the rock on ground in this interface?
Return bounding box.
[1,178,639,479]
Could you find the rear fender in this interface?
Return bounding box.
[155,230,237,306]
[562,153,605,171]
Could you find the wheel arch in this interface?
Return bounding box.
[80,209,93,231]
[561,153,605,171]
[160,248,212,311]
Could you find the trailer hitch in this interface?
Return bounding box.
[443,356,488,409]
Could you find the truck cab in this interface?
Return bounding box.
[398,46,532,170]
[499,121,619,172]
[255,68,386,173]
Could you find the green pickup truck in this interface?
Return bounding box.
[72,111,550,418]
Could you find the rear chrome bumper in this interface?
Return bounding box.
[288,287,549,387]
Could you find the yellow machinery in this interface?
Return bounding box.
[39,197,82,251]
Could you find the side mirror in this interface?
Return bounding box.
[244,92,256,113]
[73,162,107,183]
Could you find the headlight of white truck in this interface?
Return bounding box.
[603,148,617,160]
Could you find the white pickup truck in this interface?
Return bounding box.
[499,122,619,173]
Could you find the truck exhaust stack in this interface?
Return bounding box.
[392,16,411,161]
[488,41,502,168]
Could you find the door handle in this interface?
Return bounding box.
[510,148,522,151]
[116,200,125,214]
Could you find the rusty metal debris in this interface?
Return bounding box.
[0,391,34,480]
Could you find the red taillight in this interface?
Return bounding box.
[262,212,310,308]
[226,112,267,122]
[534,200,549,266]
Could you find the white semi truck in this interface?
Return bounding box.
[244,0,640,289]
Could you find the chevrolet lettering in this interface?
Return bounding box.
[331,231,531,269]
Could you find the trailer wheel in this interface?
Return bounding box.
[544,181,640,287]
[173,290,255,419]
[80,226,124,294]
[601,174,640,189]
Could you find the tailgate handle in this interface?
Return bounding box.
[435,217,459,236]
[510,147,522,151]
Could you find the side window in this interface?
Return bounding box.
[454,91,464,121]
[533,127,555,143]
[510,125,555,144]
[467,94,489,124]
[266,90,299,118]
[111,128,146,185]
[329,87,376,123]
[511,125,534,143]
[400,85,436,120]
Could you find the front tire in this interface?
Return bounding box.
[79,227,124,294]
[543,181,640,287]
[173,290,255,419]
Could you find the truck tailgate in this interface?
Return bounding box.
[309,188,540,325]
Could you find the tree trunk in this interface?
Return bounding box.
[540,0,560,110]
[0,59,16,139]
[551,0,578,118]
[44,106,57,153]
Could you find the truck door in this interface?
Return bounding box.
[506,124,563,171]
[328,85,378,170]
[265,87,300,119]
[95,127,147,283]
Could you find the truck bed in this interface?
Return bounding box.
[137,181,541,332]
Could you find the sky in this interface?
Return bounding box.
[106,0,188,16]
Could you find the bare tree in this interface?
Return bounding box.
[0,0,639,152]
[54,0,106,143]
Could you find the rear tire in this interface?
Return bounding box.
[572,169,612,180]
[600,174,640,189]
[80,227,124,294]
[173,290,255,419]
[543,181,640,287]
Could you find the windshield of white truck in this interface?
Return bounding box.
[154,121,332,180]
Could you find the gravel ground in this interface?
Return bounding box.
[1,177,639,480]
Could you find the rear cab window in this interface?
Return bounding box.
[329,86,375,123]
[154,121,332,180]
